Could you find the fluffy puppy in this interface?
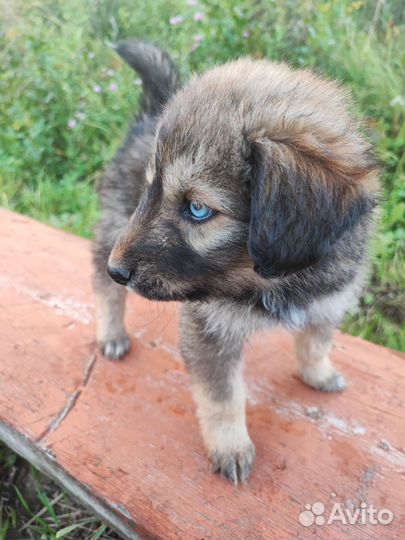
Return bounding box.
[93,40,379,484]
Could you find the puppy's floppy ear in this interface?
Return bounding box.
[247,140,376,278]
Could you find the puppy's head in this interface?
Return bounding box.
[108,59,378,301]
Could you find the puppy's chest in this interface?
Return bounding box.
[253,290,309,331]
[251,261,356,330]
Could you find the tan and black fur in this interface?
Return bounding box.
[93,40,379,484]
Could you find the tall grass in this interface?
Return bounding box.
[0,0,404,350]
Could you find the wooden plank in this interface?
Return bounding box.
[0,208,404,539]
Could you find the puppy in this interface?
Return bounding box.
[93,40,379,484]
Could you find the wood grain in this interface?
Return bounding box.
[0,208,404,540]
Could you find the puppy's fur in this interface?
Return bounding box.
[93,41,379,484]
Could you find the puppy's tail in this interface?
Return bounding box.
[115,39,180,117]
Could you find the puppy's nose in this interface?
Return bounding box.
[107,264,131,285]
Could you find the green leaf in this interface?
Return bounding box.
[56,523,83,538]
[89,524,107,540]
[37,488,59,523]
[14,486,32,515]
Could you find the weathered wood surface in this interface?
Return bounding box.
[0,208,404,540]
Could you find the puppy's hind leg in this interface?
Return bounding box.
[294,324,346,392]
[181,303,255,484]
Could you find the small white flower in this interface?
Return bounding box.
[67,119,77,129]
[92,84,102,93]
[390,95,404,107]
[194,11,204,21]
[109,82,118,92]
[169,15,184,25]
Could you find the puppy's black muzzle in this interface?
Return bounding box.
[107,264,132,286]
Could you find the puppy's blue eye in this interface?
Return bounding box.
[188,200,214,221]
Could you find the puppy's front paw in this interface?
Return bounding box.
[300,365,347,392]
[99,335,130,360]
[209,439,256,485]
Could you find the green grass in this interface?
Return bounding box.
[0,443,120,539]
[0,2,404,534]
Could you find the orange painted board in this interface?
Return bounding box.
[0,208,404,540]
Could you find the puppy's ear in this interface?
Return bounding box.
[247,140,376,278]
